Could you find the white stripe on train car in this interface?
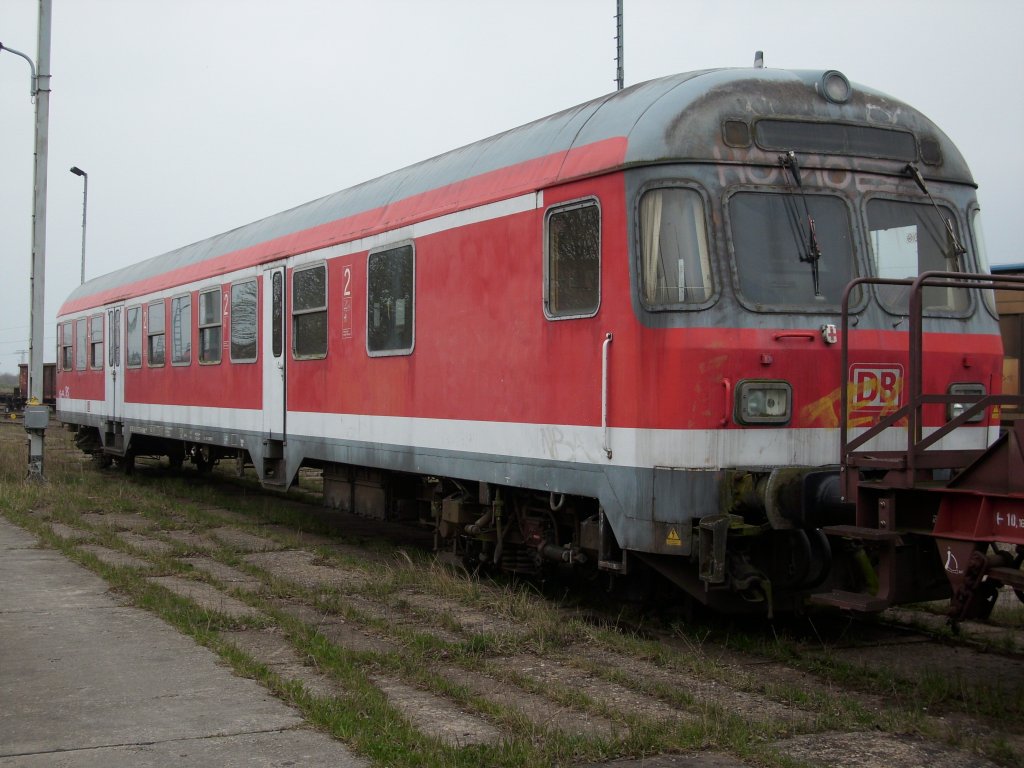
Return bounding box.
[58,396,997,471]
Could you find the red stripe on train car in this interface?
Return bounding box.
[58,138,629,315]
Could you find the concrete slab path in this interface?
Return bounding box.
[0,518,366,767]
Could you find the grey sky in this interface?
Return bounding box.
[2,0,1022,374]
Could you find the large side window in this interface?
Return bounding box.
[639,188,713,307]
[292,264,327,359]
[147,300,165,367]
[198,288,222,364]
[76,318,87,371]
[170,294,192,365]
[89,314,104,369]
[545,200,600,318]
[367,244,414,355]
[230,279,258,363]
[126,306,142,368]
[61,321,73,371]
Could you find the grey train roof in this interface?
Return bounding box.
[63,67,970,309]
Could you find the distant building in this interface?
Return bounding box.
[992,263,1024,420]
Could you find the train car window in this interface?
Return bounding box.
[755,120,917,162]
[170,294,192,366]
[639,189,712,307]
[230,280,258,363]
[89,314,104,370]
[367,245,414,355]
[198,288,222,364]
[147,301,166,367]
[729,192,856,309]
[272,272,284,357]
[75,318,87,371]
[867,199,967,314]
[126,306,143,368]
[292,264,327,359]
[545,200,600,318]
[60,321,73,371]
[971,208,998,318]
[107,310,116,368]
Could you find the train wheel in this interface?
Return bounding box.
[1012,546,1024,606]
[167,447,185,471]
[192,446,214,474]
[990,544,1024,606]
[117,451,135,475]
[91,451,113,470]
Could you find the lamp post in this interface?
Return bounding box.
[0,0,54,481]
[70,167,87,284]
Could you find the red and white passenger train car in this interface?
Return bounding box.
[57,67,1024,616]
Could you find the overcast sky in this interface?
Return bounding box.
[1,0,1022,374]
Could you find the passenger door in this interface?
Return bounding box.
[262,264,286,439]
[104,304,124,422]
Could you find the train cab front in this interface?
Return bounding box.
[617,69,1022,618]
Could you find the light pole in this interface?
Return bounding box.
[0,0,54,481]
[70,167,88,284]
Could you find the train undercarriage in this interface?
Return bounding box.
[71,410,1024,622]
[426,422,1024,624]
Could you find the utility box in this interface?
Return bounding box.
[24,404,50,429]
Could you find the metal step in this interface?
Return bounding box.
[261,457,288,488]
[808,590,890,612]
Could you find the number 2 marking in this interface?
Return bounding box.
[343,266,352,297]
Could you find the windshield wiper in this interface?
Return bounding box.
[779,151,823,297]
[903,163,967,267]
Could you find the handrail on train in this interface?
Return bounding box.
[838,271,1024,500]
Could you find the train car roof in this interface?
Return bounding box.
[61,66,971,315]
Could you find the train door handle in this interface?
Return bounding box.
[602,333,613,459]
[721,377,732,427]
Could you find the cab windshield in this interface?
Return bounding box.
[729,192,856,309]
[867,198,967,313]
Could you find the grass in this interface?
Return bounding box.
[2,421,1023,767]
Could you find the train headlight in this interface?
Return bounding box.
[948,383,986,423]
[736,380,792,425]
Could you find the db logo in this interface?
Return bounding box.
[850,364,903,411]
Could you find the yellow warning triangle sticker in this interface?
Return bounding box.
[665,528,682,547]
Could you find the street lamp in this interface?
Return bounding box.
[0,0,54,482]
[70,166,87,284]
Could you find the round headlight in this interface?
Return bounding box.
[819,70,851,104]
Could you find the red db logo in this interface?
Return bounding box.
[850,364,903,412]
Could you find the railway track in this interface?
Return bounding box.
[3,422,1023,768]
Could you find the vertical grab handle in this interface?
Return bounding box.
[602,333,613,459]
[721,377,732,427]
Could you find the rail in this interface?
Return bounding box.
[839,271,1024,499]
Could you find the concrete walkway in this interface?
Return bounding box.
[0,518,366,767]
